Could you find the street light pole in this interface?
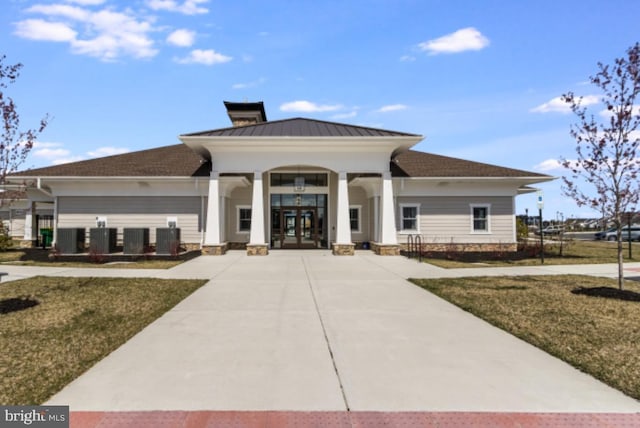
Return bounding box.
[537,190,544,264]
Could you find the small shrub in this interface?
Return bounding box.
[88,246,106,264]
[516,218,529,241]
[0,223,13,251]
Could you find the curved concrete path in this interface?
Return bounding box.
[35,251,639,413]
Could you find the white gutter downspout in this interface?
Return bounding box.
[53,196,58,246]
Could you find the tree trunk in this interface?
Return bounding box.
[618,236,624,291]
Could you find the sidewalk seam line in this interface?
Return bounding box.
[301,255,351,412]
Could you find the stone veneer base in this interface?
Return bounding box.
[19,240,37,249]
[371,243,401,256]
[332,243,355,256]
[201,243,228,256]
[401,242,518,252]
[246,244,269,256]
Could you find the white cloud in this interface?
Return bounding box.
[147,0,209,15]
[34,147,71,159]
[376,104,408,113]
[418,27,489,55]
[30,142,130,165]
[27,4,89,20]
[166,29,196,47]
[65,0,106,5]
[280,100,343,113]
[15,3,158,61]
[331,111,357,120]
[534,158,564,172]
[52,156,86,165]
[87,146,130,157]
[232,77,266,89]
[531,95,599,114]
[175,49,232,65]
[599,104,640,118]
[14,19,77,42]
[400,55,415,62]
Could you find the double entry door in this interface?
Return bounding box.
[273,207,319,249]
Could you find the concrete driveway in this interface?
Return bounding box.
[45,251,640,412]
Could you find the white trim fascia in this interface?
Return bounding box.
[180,135,423,158]
[10,176,203,182]
[392,176,556,184]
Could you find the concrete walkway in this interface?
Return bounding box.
[33,251,640,413]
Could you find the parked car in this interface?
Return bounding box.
[594,228,616,240]
[604,226,640,241]
[535,226,564,236]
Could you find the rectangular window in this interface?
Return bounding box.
[349,206,361,233]
[400,204,420,232]
[238,207,251,233]
[471,205,490,232]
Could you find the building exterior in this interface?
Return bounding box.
[8,101,553,255]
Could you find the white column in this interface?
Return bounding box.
[220,196,226,242]
[373,196,380,242]
[249,171,266,245]
[380,171,398,244]
[53,196,58,245]
[24,202,35,241]
[336,171,352,244]
[204,171,221,245]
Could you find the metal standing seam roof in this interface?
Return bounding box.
[181,117,421,138]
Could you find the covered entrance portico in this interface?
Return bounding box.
[179,102,422,256]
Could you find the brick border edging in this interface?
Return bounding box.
[70,411,640,427]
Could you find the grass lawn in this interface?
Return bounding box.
[0,276,207,405]
[411,275,640,400]
[423,240,640,268]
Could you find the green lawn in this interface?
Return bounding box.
[422,240,640,268]
[411,275,640,400]
[0,276,207,404]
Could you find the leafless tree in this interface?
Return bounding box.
[1,55,49,199]
[562,43,640,290]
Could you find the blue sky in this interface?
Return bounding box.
[3,0,640,220]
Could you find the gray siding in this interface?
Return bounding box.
[396,196,515,244]
[57,196,202,243]
[226,187,252,243]
[348,186,370,242]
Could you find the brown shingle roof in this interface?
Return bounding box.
[12,144,209,177]
[10,144,547,179]
[182,117,420,138]
[391,150,550,178]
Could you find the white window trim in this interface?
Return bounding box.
[349,205,362,234]
[470,203,491,234]
[237,205,252,234]
[399,203,420,234]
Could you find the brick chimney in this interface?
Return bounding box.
[223,101,267,127]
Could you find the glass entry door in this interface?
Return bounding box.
[271,194,327,249]
[278,207,318,248]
